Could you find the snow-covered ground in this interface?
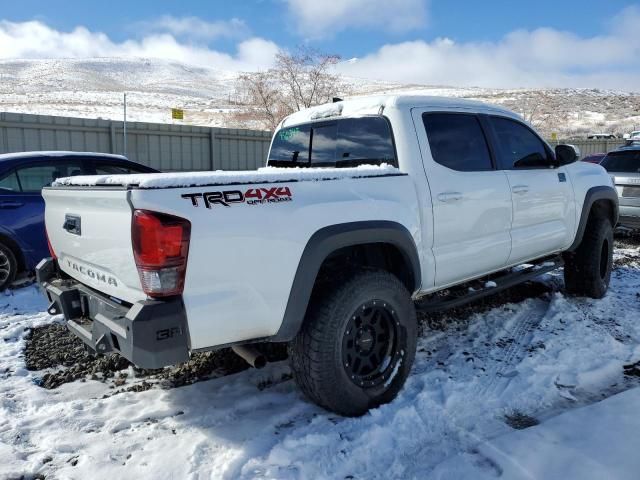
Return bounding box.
[1,242,639,479]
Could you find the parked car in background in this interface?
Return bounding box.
[587,133,617,140]
[0,152,157,288]
[581,153,606,164]
[600,144,640,229]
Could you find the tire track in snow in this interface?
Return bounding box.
[395,298,552,477]
[473,299,550,401]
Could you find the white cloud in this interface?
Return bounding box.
[284,0,428,38]
[337,6,640,91]
[140,16,249,41]
[1,7,640,91]
[0,20,279,71]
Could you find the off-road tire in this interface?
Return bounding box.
[288,269,417,416]
[564,215,613,298]
[0,242,17,290]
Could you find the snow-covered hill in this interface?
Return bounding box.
[1,58,639,137]
[0,58,242,127]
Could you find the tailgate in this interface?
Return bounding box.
[43,187,145,304]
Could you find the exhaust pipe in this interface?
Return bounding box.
[232,345,267,369]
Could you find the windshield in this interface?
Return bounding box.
[600,150,640,173]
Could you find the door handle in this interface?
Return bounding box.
[0,201,24,209]
[437,192,463,203]
[511,185,529,195]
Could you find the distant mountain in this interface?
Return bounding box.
[1,58,638,137]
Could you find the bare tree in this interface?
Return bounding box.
[274,48,341,111]
[236,72,284,130]
[235,47,344,130]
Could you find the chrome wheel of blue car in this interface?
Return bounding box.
[0,243,17,290]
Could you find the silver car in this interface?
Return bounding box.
[601,144,640,229]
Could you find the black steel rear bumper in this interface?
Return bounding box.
[36,258,190,369]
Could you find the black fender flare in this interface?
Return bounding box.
[271,221,421,342]
[568,185,619,251]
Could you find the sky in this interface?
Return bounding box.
[0,0,639,91]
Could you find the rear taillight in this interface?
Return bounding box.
[45,226,57,260]
[132,210,191,297]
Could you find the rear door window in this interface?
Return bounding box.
[489,116,552,169]
[422,113,493,171]
[600,151,640,173]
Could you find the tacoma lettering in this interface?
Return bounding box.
[65,260,118,287]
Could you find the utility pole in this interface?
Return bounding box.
[123,92,128,157]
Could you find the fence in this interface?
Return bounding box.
[0,112,273,171]
[548,138,626,158]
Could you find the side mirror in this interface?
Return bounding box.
[555,144,580,166]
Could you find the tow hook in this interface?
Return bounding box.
[95,334,113,354]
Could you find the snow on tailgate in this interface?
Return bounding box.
[52,164,400,189]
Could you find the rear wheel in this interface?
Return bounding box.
[564,215,613,299]
[0,242,17,290]
[289,269,417,416]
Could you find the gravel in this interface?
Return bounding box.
[25,323,286,392]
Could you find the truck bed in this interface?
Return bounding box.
[44,164,418,350]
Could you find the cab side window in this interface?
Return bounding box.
[489,117,552,169]
[422,113,493,172]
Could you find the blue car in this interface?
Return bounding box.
[0,151,158,288]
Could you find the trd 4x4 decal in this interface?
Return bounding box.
[182,186,292,208]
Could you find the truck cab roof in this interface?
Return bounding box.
[280,94,521,128]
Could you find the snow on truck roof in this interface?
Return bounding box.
[52,164,402,189]
[280,94,520,127]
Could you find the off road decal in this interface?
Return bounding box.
[181,186,292,208]
[156,326,182,341]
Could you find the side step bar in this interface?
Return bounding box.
[419,255,563,313]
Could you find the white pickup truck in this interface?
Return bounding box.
[37,95,618,416]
